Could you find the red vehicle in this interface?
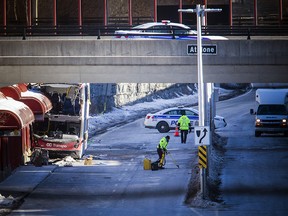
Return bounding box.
[31,83,90,159]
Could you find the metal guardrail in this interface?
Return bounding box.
[1,25,288,39]
[202,26,288,36]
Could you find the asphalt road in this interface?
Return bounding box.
[9,115,198,215]
[5,89,288,216]
[215,90,288,215]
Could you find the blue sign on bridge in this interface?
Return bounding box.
[187,44,217,55]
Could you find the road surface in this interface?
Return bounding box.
[4,90,288,216]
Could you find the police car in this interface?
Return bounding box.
[115,20,197,39]
[144,107,227,133]
[115,20,227,40]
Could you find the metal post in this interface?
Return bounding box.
[178,4,222,200]
[154,0,157,22]
[206,83,213,128]
[3,0,6,34]
[229,0,233,27]
[78,0,82,35]
[53,0,57,27]
[3,0,7,27]
[27,0,32,26]
[203,0,207,26]
[104,0,107,26]
[78,0,82,26]
[35,0,39,25]
[279,0,283,24]
[254,0,258,26]
[196,5,205,128]
[27,0,32,36]
[179,0,182,23]
[53,0,57,34]
[128,0,132,26]
[197,6,206,198]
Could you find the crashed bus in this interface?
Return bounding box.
[30,83,90,159]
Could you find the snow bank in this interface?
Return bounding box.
[89,93,199,136]
[88,87,236,136]
[0,194,15,207]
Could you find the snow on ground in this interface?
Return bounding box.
[0,193,18,215]
[0,194,15,206]
[89,88,234,135]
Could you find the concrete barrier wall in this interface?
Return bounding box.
[0,39,287,84]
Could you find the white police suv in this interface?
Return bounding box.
[144,106,227,133]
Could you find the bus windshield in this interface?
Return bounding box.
[30,83,90,159]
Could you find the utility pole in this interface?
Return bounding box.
[178,4,222,199]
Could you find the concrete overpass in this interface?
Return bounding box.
[0,38,287,84]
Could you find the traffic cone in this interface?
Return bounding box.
[174,126,179,137]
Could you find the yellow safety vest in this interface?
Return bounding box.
[177,115,190,130]
[158,137,168,150]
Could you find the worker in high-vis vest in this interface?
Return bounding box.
[156,135,170,168]
[177,111,191,144]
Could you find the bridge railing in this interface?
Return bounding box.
[1,25,288,39]
[202,25,288,37]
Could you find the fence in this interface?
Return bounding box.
[1,24,288,38]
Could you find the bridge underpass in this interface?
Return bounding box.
[0,39,287,85]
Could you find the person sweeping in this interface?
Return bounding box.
[156,135,170,169]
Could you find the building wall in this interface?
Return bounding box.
[1,0,287,26]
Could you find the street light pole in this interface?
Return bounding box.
[196,4,205,128]
[178,4,222,199]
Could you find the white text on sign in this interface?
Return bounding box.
[187,44,217,55]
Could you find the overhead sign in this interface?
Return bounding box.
[187,44,217,55]
[194,126,210,146]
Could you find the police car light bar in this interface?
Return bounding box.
[161,20,171,25]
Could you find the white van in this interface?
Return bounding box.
[251,89,288,137]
